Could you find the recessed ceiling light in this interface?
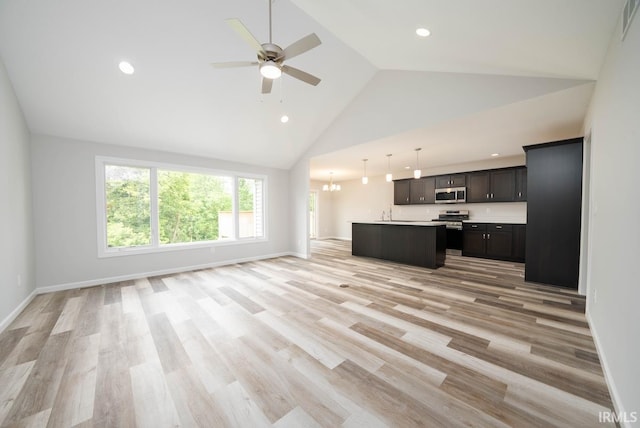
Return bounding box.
[405,166,411,170]
[491,153,500,157]
[280,115,289,123]
[416,28,431,37]
[118,61,135,75]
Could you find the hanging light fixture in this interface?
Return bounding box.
[322,172,341,192]
[362,159,369,184]
[414,148,422,179]
[385,154,393,182]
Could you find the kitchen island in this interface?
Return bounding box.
[351,221,447,269]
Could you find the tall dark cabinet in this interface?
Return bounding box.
[523,138,583,289]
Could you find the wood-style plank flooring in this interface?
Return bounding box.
[0,239,616,427]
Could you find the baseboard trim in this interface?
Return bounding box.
[586,310,629,426]
[36,251,296,295]
[0,289,37,334]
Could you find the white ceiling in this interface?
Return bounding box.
[0,0,624,176]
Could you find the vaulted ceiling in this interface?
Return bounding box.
[0,0,624,180]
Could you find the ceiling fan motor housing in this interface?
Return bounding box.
[260,43,283,62]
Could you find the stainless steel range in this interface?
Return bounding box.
[433,210,469,250]
[433,210,469,230]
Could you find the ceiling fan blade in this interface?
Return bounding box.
[281,33,321,61]
[282,65,321,86]
[225,18,266,58]
[211,61,258,69]
[261,77,273,94]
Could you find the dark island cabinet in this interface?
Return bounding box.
[436,174,466,188]
[410,177,436,204]
[463,222,525,262]
[352,223,446,269]
[394,180,411,205]
[352,224,382,258]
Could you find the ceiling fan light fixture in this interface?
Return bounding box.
[260,60,282,79]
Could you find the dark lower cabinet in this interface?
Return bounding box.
[463,222,525,262]
[352,223,446,269]
[513,224,526,260]
[486,224,513,258]
[524,138,583,289]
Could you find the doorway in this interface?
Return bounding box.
[309,191,318,239]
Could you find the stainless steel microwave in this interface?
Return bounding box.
[435,187,466,204]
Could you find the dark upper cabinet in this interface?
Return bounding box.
[490,169,516,202]
[467,168,517,203]
[515,167,527,201]
[524,138,583,289]
[436,174,466,188]
[467,172,490,203]
[394,180,411,205]
[396,166,524,205]
[410,177,436,204]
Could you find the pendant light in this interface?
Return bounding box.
[322,172,340,192]
[414,148,422,179]
[385,154,393,182]
[361,159,369,184]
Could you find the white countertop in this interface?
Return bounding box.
[463,219,526,225]
[353,221,447,226]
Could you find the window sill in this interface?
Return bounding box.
[98,236,268,258]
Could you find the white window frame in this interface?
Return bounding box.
[96,156,268,258]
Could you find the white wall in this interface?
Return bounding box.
[30,134,291,289]
[0,57,35,329]
[289,157,310,258]
[306,71,591,158]
[583,13,640,422]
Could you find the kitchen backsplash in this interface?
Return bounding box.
[392,202,527,224]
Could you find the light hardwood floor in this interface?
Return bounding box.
[0,239,616,427]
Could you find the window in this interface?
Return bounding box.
[158,171,233,244]
[105,165,151,248]
[238,177,264,238]
[96,157,266,256]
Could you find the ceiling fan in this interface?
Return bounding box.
[211,0,322,94]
